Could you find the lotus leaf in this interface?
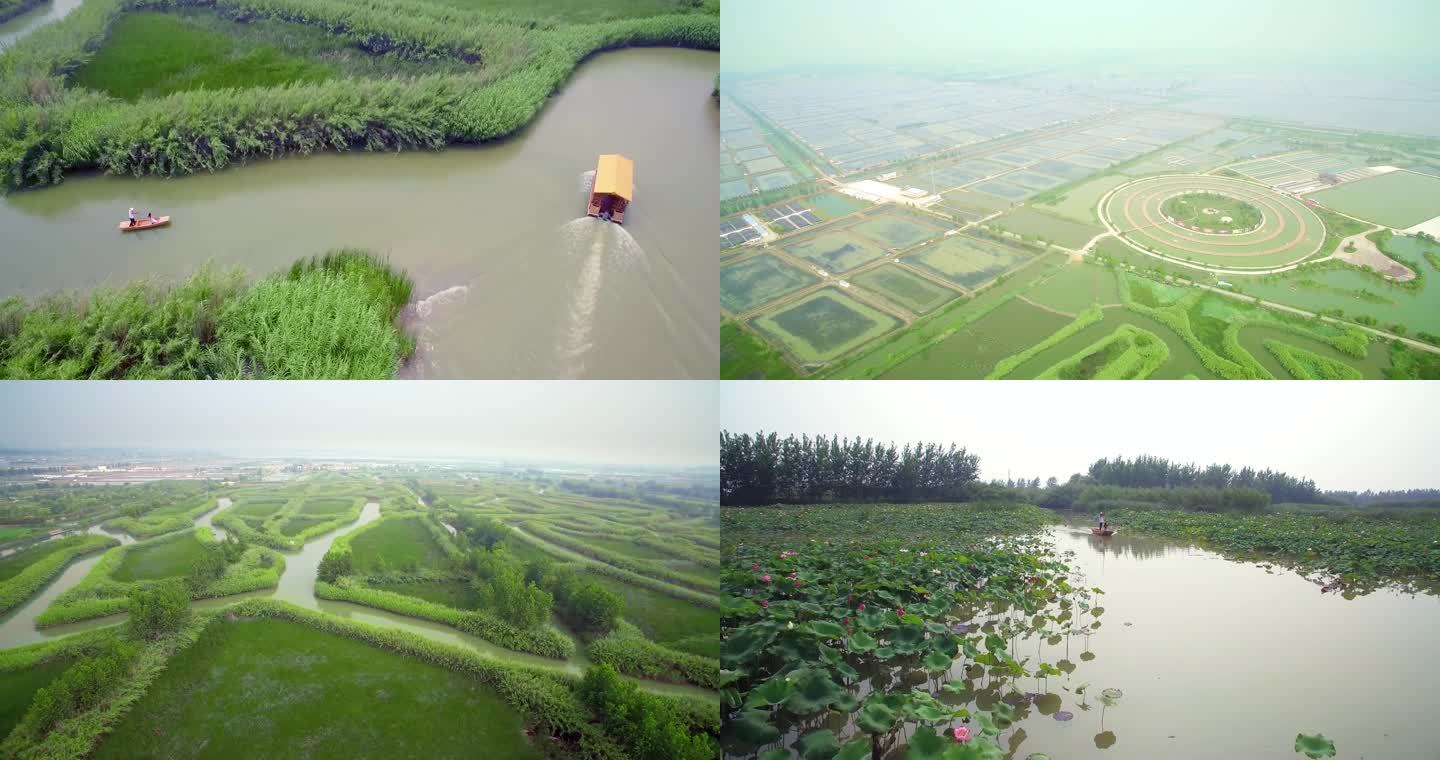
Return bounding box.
[848,631,878,652]
[857,693,904,734]
[760,751,789,760]
[1294,733,1336,759]
[904,725,949,759]
[745,674,795,707]
[923,649,956,674]
[942,680,972,698]
[731,709,782,747]
[722,623,778,668]
[892,624,927,654]
[810,620,847,639]
[1094,730,1116,749]
[874,646,897,659]
[785,668,851,715]
[722,595,761,616]
[989,702,1016,728]
[835,736,873,760]
[799,729,842,760]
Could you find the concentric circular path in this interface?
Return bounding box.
[1099,175,1326,271]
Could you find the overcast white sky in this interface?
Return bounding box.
[721,383,1440,491]
[722,0,1439,69]
[0,382,717,467]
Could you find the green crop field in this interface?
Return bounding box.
[783,230,888,273]
[349,517,448,573]
[93,618,540,759]
[112,532,209,582]
[1035,174,1131,223]
[70,12,334,101]
[881,297,1071,379]
[1307,171,1440,228]
[229,499,289,518]
[720,255,819,313]
[721,320,799,379]
[589,574,719,657]
[807,192,868,220]
[371,579,482,610]
[751,289,902,365]
[851,266,958,314]
[295,497,360,516]
[909,235,1032,288]
[0,658,74,741]
[1023,262,1121,313]
[991,206,1104,249]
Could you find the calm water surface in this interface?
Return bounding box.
[0,48,719,378]
[1001,528,1440,759]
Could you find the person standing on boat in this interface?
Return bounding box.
[1097,511,1108,532]
[128,207,136,227]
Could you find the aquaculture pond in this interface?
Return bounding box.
[721,521,1439,759]
[0,47,718,379]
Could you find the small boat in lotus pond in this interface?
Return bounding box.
[118,215,170,232]
[1092,527,1115,537]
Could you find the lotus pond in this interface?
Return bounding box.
[721,504,1439,759]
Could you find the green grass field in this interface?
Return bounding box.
[71,12,334,101]
[851,266,959,314]
[991,206,1105,249]
[370,579,481,610]
[1,539,76,581]
[751,288,901,365]
[295,497,358,516]
[880,297,1070,379]
[93,618,540,759]
[1023,262,1121,313]
[589,575,718,657]
[1307,171,1440,228]
[349,517,447,573]
[1036,174,1131,224]
[277,515,334,537]
[0,658,74,741]
[424,0,715,21]
[0,527,35,543]
[720,320,799,379]
[112,532,209,582]
[807,192,868,220]
[228,499,289,518]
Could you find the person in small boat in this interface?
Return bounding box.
[145,212,155,223]
[128,207,136,227]
[1097,512,1108,532]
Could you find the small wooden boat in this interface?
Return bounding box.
[1091,527,1115,536]
[587,154,632,224]
[118,216,170,232]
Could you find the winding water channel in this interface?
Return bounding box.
[0,498,713,699]
[0,36,718,377]
[1001,528,1440,759]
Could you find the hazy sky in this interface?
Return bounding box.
[722,0,1440,71]
[0,382,717,467]
[721,383,1440,491]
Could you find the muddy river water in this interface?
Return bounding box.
[0,46,719,378]
[0,498,712,699]
[997,528,1440,759]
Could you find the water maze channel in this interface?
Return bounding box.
[0,498,715,700]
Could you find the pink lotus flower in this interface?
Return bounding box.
[952,726,971,743]
[858,603,866,611]
[760,599,769,608]
[761,574,772,583]
[787,571,797,579]
[896,607,906,617]
[751,563,761,571]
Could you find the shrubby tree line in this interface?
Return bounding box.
[451,516,623,635]
[720,432,980,506]
[1083,455,1321,503]
[1325,488,1440,509]
[557,476,717,518]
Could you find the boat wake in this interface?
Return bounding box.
[556,217,611,378]
[399,284,470,376]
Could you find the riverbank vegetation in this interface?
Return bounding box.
[0,481,214,537]
[0,0,719,190]
[0,534,119,614]
[0,250,415,379]
[36,526,285,626]
[214,482,376,549]
[3,593,719,757]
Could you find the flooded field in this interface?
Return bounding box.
[0,47,718,378]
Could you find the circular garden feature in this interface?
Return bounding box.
[1159,191,1263,234]
[1100,175,1326,270]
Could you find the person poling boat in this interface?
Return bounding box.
[117,211,171,232]
[127,207,136,227]
[1097,511,1108,532]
